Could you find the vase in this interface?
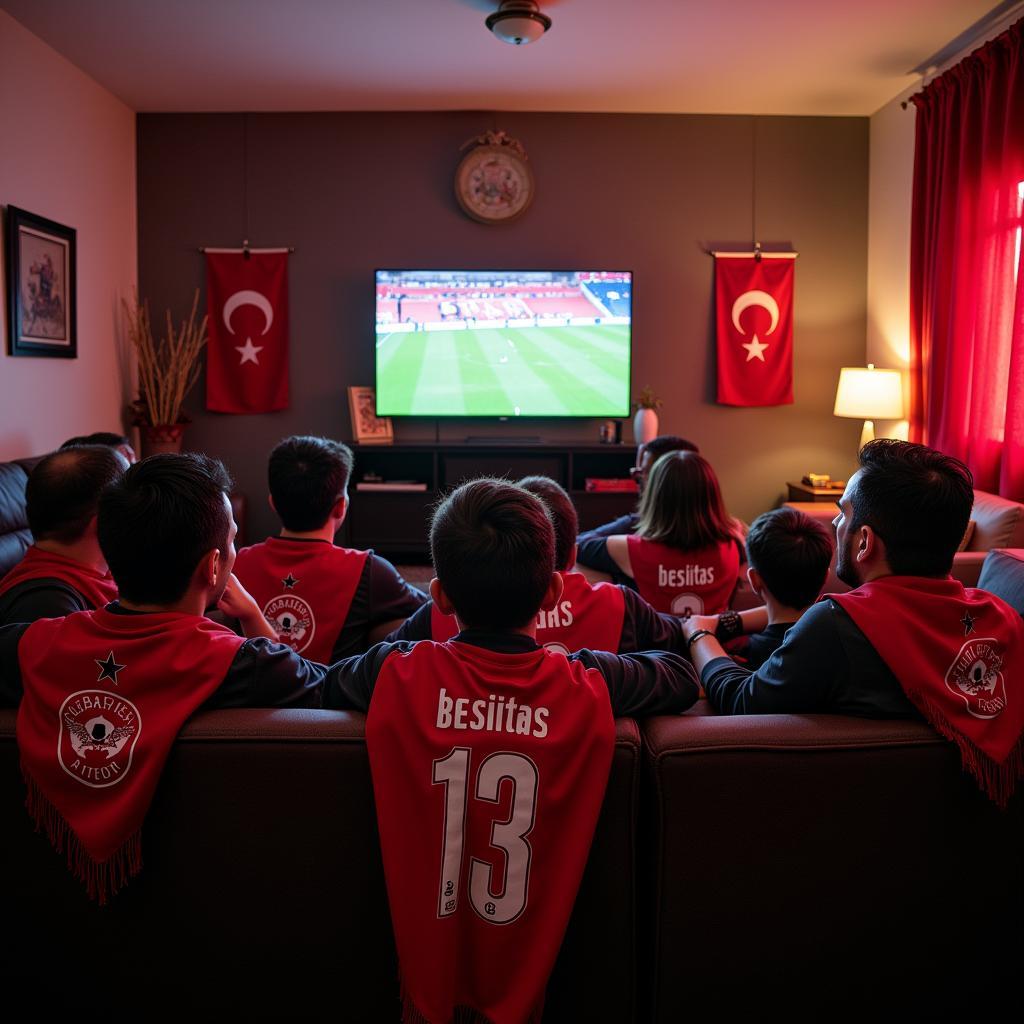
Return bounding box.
[140,423,186,458]
[633,408,659,445]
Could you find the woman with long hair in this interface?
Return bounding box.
[577,450,741,616]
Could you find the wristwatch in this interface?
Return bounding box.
[716,610,742,641]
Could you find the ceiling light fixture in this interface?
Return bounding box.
[486,1,552,46]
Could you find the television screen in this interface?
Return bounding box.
[375,270,632,417]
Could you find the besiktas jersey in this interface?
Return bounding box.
[626,535,739,616]
[233,537,368,663]
[366,639,616,1024]
[429,571,627,655]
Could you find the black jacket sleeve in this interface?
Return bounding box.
[575,537,638,590]
[321,640,417,711]
[701,599,920,718]
[204,637,327,710]
[383,600,434,643]
[0,623,29,707]
[330,554,428,660]
[577,512,638,546]
[618,586,686,653]
[572,648,699,717]
[0,579,90,626]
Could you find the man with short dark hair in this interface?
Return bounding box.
[577,434,699,543]
[61,431,137,464]
[712,506,834,669]
[233,435,427,662]
[683,440,1024,805]
[0,454,327,901]
[389,475,691,653]
[0,446,127,624]
[321,477,698,1023]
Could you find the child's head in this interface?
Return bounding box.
[745,507,834,611]
[518,475,578,572]
[636,450,732,550]
[430,478,557,630]
[268,435,353,532]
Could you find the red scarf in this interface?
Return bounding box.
[16,607,245,902]
[831,576,1024,806]
[233,537,368,663]
[0,545,118,609]
[366,640,615,1023]
[626,535,739,615]
[430,572,627,654]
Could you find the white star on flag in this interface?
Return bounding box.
[235,337,264,365]
[742,334,768,362]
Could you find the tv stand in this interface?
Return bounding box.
[340,441,636,559]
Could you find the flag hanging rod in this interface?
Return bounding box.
[198,246,294,253]
[710,250,798,259]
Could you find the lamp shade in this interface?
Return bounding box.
[833,365,904,420]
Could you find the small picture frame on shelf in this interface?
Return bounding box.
[348,385,393,445]
[4,206,77,358]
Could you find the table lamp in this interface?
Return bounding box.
[833,364,904,450]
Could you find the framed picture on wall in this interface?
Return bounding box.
[4,205,77,358]
[348,385,394,445]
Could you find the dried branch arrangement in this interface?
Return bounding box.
[123,289,207,426]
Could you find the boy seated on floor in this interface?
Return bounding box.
[233,435,427,662]
[323,477,699,1024]
[710,506,833,670]
[386,474,690,653]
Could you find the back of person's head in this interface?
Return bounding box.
[746,507,834,609]
[61,431,132,451]
[636,451,733,550]
[431,478,555,630]
[98,454,233,605]
[642,434,699,461]
[268,435,353,532]
[851,439,973,577]
[518,475,578,571]
[27,446,126,544]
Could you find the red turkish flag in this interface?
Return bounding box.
[206,251,289,413]
[715,255,794,406]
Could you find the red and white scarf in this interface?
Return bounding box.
[831,575,1024,806]
[16,607,245,902]
[0,545,119,609]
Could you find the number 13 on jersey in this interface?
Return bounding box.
[432,746,539,925]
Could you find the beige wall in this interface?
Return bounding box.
[0,11,136,460]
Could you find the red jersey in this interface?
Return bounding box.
[626,535,739,615]
[233,537,368,663]
[16,607,245,902]
[366,640,615,1023]
[0,546,118,609]
[430,572,627,654]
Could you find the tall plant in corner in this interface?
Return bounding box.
[123,289,207,456]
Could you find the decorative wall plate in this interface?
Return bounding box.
[455,130,534,224]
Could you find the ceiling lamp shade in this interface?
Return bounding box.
[486,1,552,46]
[834,363,905,449]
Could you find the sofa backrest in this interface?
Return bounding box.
[969,489,1024,551]
[0,457,42,578]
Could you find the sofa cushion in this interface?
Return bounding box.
[977,548,1024,614]
[970,490,1024,551]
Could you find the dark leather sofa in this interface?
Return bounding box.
[2,705,1021,1018]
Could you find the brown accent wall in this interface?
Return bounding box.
[137,112,868,544]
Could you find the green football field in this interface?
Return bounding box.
[375,324,631,417]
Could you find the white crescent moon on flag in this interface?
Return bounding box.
[731,290,779,336]
[223,290,274,335]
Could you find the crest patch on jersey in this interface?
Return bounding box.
[58,689,141,788]
[944,637,1007,720]
[265,594,316,654]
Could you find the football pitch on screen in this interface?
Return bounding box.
[376,324,631,417]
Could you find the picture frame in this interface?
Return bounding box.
[4,205,77,358]
[348,385,394,445]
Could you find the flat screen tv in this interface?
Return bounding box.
[375,269,632,417]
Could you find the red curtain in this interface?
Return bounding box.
[910,19,1024,499]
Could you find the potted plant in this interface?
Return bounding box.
[633,385,662,445]
[123,290,207,457]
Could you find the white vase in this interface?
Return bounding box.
[633,408,659,445]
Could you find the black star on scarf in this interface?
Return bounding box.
[961,611,976,636]
[282,573,299,590]
[95,650,126,685]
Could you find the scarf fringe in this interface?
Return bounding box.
[21,765,142,905]
[915,694,1024,809]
